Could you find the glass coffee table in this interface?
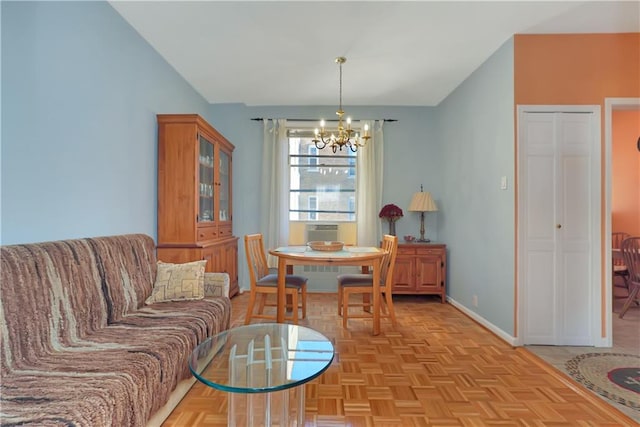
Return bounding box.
[189,323,334,426]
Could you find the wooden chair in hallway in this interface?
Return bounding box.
[244,233,307,324]
[337,235,398,328]
[619,236,640,319]
[612,232,630,301]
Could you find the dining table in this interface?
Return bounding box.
[268,245,387,335]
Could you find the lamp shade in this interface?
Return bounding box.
[408,192,438,212]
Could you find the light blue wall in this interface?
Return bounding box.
[2,1,517,336]
[435,38,515,334]
[1,1,209,244]
[206,104,439,291]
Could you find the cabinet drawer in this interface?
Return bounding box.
[197,226,218,241]
[398,247,417,255]
[416,248,443,256]
[218,224,233,238]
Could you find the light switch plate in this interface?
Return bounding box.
[500,176,508,190]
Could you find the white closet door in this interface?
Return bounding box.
[520,109,598,346]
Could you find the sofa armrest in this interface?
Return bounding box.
[204,272,230,298]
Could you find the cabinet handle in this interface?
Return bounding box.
[556,224,562,229]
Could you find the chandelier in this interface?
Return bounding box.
[313,57,370,153]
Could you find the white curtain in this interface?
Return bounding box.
[356,120,384,246]
[260,119,289,267]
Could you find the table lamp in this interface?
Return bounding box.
[408,185,438,242]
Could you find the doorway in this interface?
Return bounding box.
[517,105,601,346]
[605,97,640,347]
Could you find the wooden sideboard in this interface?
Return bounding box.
[156,114,239,297]
[391,243,446,302]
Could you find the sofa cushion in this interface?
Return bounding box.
[146,260,207,304]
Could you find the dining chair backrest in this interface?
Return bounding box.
[244,234,270,288]
[380,235,399,289]
[612,232,630,248]
[621,237,640,283]
[613,232,631,266]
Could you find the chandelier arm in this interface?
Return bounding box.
[313,138,327,150]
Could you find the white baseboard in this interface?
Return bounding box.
[447,296,517,346]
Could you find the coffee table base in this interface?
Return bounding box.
[229,386,304,427]
[227,333,305,426]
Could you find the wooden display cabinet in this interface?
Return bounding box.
[391,243,446,302]
[157,114,238,297]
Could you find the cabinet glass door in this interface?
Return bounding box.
[198,134,215,223]
[219,151,230,221]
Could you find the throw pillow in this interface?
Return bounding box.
[145,260,207,304]
[204,272,230,298]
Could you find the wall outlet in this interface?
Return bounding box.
[472,295,478,307]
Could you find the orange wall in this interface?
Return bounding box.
[612,110,640,236]
[515,33,640,104]
[514,33,640,339]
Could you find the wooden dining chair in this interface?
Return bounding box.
[244,233,307,324]
[612,232,630,300]
[619,236,640,319]
[337,235,398,328]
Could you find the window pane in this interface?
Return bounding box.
[289,137,357,222]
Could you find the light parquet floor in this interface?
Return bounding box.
[526,288,640,422]
[163,293,637,426]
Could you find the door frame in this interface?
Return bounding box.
[516,105,602,346]
[604,97,640,347]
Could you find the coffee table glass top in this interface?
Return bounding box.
[189,323,334,394]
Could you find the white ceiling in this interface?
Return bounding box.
[110,1,640,107]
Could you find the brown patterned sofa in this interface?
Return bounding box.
[0,234,231,426]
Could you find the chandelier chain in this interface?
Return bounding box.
[339,60,343,111]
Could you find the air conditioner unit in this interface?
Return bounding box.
[306,224,338,242]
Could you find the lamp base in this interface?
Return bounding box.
[416,238,431,243]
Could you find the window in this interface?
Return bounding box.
[308,196,317,220]
[348,197,355,221]
[308,146,318,171]
[289,132,357,222]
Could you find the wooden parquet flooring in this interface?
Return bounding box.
[162,293,636,426]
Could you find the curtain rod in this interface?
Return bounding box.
[250,117,398,123]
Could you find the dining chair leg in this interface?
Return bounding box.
[244,291,257,325]
[383,290,397,325]
[337,285,343,316]
[301,286,307,319]
[342,290,349,328]
[379,293,388,315]
[619,284,640,318]
[362,293,371,313]
[291,291,299,324]
[258,293,268,314]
